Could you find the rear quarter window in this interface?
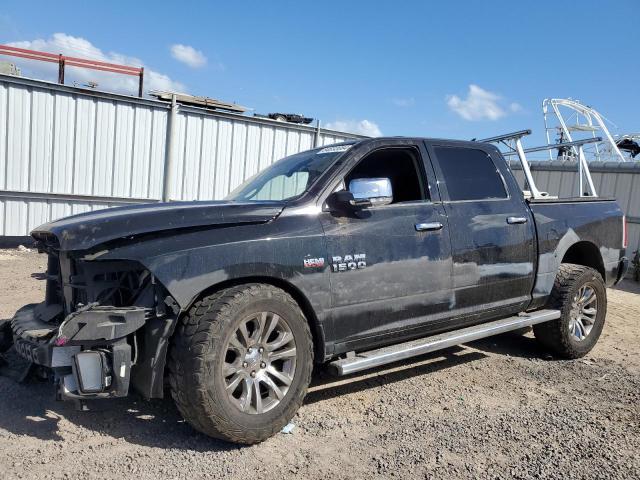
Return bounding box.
[433,146,507,201]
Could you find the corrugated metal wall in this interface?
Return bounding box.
[0,74,359,237]
[3,73,638,254]
[510,160,640,253]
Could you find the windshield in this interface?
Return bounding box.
[226,144,353,201]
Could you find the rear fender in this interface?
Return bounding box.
[530,232,610,309]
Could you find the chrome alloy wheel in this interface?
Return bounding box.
[568,283,598,341]
[222,312,297,414]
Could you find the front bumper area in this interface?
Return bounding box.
[9,303,145,400]
[11,304,57,367]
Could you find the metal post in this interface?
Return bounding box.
[138,67,144,97]
[58,54,65,84]
[551,101,575,157]
[577,146,597,196]
[578,147,584,196]
[313,119,321,147]
[514,138,543,198]
[162,94,178,202]
[542,100,554,161]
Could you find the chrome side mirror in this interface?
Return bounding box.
[348,178,393,206]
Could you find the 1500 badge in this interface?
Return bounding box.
[331,254,366,272]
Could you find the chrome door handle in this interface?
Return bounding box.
[415,222,444,232]
[507,216,528,224]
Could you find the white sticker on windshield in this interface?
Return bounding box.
[317,145,352,154]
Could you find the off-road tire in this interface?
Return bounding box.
[168,284,313,444]
[0,320,12,353]
[533,263,606,359]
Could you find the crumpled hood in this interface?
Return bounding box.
[31,200,285,252]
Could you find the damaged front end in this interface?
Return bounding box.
[5,233,179,403]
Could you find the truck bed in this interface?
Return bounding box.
[527,196,617,204]
[526,197,625,309]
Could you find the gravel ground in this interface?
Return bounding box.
[1,248,639,480]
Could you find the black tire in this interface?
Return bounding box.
[533,263,607,359]
[168,284,313,444]
[0,320,12,354]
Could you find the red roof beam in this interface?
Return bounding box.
[0,44,142,74]
[0,44,145,97]
[64,61,141,76]
[0,50,59,64]
[0,44,59,60]
[63,56,142,74]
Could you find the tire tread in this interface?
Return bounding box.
[168,284,313,444]
[533,263,606,358]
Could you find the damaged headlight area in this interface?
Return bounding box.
[52,304,147,399]
[7,246,179,403]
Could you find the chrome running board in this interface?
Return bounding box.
[329,309,561,376]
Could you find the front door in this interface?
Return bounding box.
[319,142,453,350]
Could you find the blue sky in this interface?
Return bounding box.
[1,0,638,147]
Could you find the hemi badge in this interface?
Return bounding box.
[304,257,325,268]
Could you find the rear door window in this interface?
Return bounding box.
[432,146,507,201]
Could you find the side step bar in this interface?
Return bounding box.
[329,309,561,376]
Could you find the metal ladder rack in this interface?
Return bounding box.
[478,130,602,199]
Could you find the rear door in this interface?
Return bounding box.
[425,141,536,318]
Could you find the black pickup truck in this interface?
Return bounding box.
[1,137,629,444]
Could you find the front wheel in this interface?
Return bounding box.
[533,263,607,359]
[0,320,12,353]
[168,284,313,444]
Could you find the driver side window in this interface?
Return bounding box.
[343,147,428,204]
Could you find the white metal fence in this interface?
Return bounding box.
[0,74,360,237]
[2,73,638,256]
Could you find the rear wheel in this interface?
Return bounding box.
[168,284,313,444]
[533,263,607,358]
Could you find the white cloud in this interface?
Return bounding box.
[446,84,520,121]
[324,119,382,137]
[509,102,523,113]
[7,33,185,95]
[170,44,207,68]
[392,97,415,107]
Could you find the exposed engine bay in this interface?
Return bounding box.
[5,235,179,405]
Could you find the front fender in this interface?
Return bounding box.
[96,216,332,318]
[95,214,331,398]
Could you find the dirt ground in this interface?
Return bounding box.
[0,248,638,480]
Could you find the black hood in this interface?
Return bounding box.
[31,200,285,252]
